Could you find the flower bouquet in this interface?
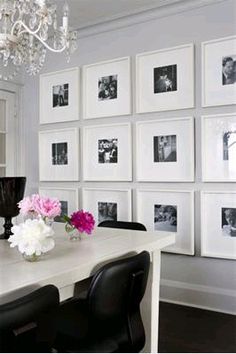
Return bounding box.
[8,218,55,262]
[64,210,95,241]
[18,194,61,225]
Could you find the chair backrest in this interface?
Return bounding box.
[87,251,150,352]
[0,284,59,353]
[98,220,147,231]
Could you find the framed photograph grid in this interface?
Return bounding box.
[36,35,236,263]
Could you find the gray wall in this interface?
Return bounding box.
[22,0,236,313]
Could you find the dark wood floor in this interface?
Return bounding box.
[158,302,236,353]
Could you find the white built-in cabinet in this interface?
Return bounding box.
[0,90,16,177]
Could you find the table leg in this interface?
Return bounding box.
[141,250,161,353]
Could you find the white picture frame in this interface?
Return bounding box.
[136,189,194,255]
[136,43,194,113]
[38,187,79,223]
[83,56,131,119]
[136,117,194,182]
[201,191,236,260]
[82,188,132,226]
[39,127,79,181]
[202,113,236,182]
[202,35,236,107]
[40,67,80,124]
[83,122,132,181]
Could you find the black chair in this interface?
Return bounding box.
[0,285,59,353]
[55,251,150,353]
[98,220,147,231]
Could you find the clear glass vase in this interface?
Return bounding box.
[65,224,82,241]
[69,229,82,241]
[43,217,54,227]
[22,253,41,262]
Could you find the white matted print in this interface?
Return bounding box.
[202,36,236,107]
[39,128,79,181]
[39,188,79,223]
[136,190,194,255]
[202,113,236,182]
[136,117,194,182]
[40,68,79,124]
[201,191,236,260]
[136,44,194,113]
[83,123,132,181]
[83,57,131,119]
[82,188,132,226]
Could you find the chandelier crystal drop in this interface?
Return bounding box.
[0,0,77,80]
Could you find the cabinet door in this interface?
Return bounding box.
[0,90,16,234]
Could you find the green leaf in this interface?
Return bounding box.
[63,215,71,223]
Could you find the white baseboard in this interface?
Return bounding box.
[160,279,236,315]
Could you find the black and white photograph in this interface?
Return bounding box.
[137,44,194,112]
[222,208,236,237]
[98,75,118,101]
[202,114,236,182]
[98,202,117,223]
[39,128,79,181]
[223,131,236,160]
[137,190,194,255]
[52,142,68,165]
[98,139,118,164]
[54,200,68,223]
[154,204,177,232]
[40,68,79,124]
[222,55,236,85]
[154,64,177,94]
[153,135,177,163]
[201,191,236,259]
[52,83,69,107]
[202,36,236,107]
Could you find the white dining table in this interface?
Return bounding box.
[0,224,175,353]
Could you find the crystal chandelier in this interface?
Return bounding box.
[0,0,77,80]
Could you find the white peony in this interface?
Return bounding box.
[8,218,55,256]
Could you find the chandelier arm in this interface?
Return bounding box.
[18,23,43,36]
[11,20,67,53]
[10,20,40,36]
[30,32,67,52]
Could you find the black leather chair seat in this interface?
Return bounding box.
[54,251,150,353]
[55,298,89,348]
[55,298,121,353]
[0,285,59,353]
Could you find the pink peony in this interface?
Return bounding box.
[18,194,61,219]
[18,196,36,216]
[33,196,61,219]
[70,210,95,235]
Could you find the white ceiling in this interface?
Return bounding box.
[57,0,184,30]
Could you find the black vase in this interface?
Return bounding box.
[0,177,26,240]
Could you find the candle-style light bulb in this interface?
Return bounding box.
[62,1,69,31]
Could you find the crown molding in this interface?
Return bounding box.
[76,0,226,39]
